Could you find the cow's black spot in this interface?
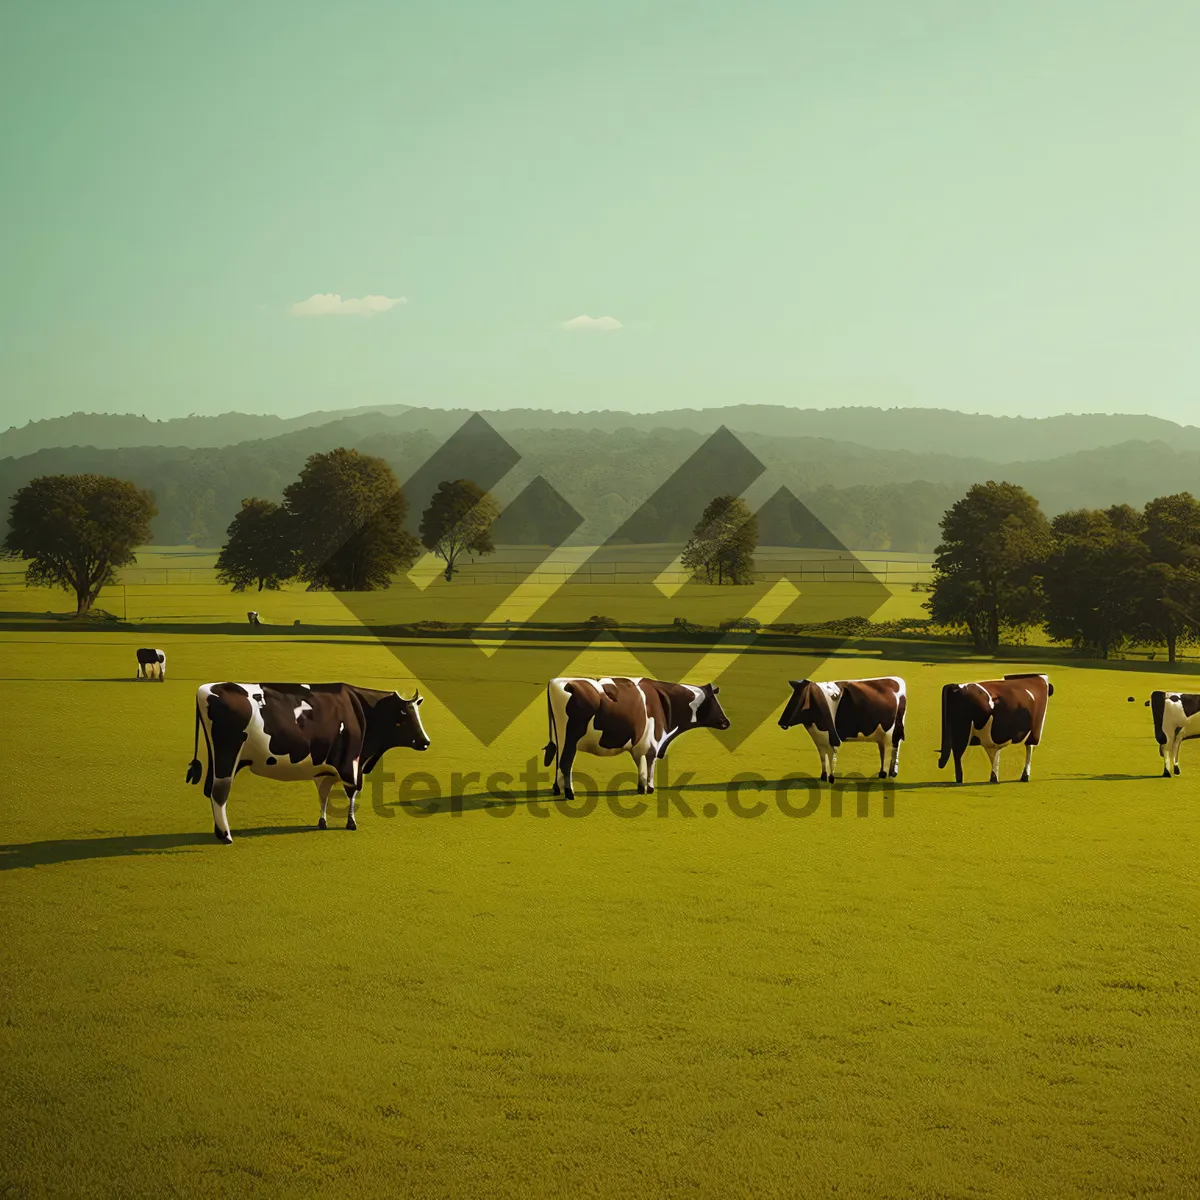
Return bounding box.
[266,756,277,765]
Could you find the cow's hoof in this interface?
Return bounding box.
[1020,773,1030,783]
[346,817,357,831]
[820,772,828,782]
[646,785,654,794]
[989,775,999,784]
[551,783,561,797]
[877,771,887,779]
[1174,766,1181,776]
[888,770,899,779]
[636,783,646,795]
[318,817,327,830]
[214,827,232,844]
[828,774,836,785]
[1163,769,1172,778]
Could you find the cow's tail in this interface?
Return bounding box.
[937,685,955,769]
[185,698,204,785]
[543,685,558,770]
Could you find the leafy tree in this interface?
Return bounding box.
[681,495,758,585]
[215,498,298,592]
[283,449,419,591]
[927,482,1051,652]
[2,474,156,614]
[1043,507,1148,658]
[1133,493,1200,662]
[419,479,500,581]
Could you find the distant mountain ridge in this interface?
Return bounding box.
[0,404,413,457]
[5,402,1199,462]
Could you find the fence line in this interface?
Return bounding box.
[0,558,935,589]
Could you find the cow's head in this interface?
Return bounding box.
[381,690,431,751]
[779,680,835,732]
[694,683,730,730]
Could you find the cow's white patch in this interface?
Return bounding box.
[294,701,313,721]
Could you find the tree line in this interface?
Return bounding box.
[5,460,1198,663]
[1,451,503,612]
[929,482,1200,661]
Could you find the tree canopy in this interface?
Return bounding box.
[419,479,500,581]
[927,481,1051,652]
[215,498,298,592]
[3,474,156,614]
[283,449,419,591]
[681,495,758,585]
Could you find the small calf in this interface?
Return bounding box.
[136,648,166,681]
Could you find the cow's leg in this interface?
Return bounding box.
[344,785,358,831]
[645,747,658,795]
[558,741,578,801]
[952,749,964,785]
[137,662,143,679]
[1020,743,1033,783]
[211,777,233,844]
[1167,731,1183,777]
[635,753,648,794]
[889,736,901,779]
[877,737,888,780]
[986,744,1001,784]
[828,746,839,786]
[316,776,334,829]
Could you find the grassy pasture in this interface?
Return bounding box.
[1,570,1198,1198]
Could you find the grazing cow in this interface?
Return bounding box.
[778,677,906,782]
[938,673,1053,784]
[543,676,730,799]
[1146,691,1200,777]
[136,648,166,681]
[185,682,430,842]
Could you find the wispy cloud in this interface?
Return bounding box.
[291,293,407,317]
[560,314,623,332]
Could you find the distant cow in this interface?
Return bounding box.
[185,682,430,842]
[543,676,730,799]
[779,677,906,782]
[1147,691,1200,777]
[136,648,166,681]
[938,673,1053,784]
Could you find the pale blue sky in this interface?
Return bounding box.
[3,1,1199,425]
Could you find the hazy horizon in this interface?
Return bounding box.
[4,1,1200,427]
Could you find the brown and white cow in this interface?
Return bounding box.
[543,676,730,799]
[1146,691,1200,777]
[778,677,906,782]
[938,673,1053,784]
[185,682,430,842]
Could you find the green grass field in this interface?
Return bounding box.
[2,564,1198,1197]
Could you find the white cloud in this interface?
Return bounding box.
[291,293,407,317]
[560,314,623,332]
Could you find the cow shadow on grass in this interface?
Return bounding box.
[0,825,314,870]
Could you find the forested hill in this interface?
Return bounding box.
[0,404,413,457]
[5,403,1200,462]
[3,418,1198,552]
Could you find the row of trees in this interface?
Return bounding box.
[216,449,499,591]
[930,483,1200,660]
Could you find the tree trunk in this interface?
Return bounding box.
[75,585,92,615]
[987,606,1000,654]
[1168,631,1177,664]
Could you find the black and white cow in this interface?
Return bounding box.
[543,676,730,799]
[136,648,166,681]
[185,682,430,842]
[1147,691,1200,777]
[778,676,906,782]
[938,673,1053,784]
